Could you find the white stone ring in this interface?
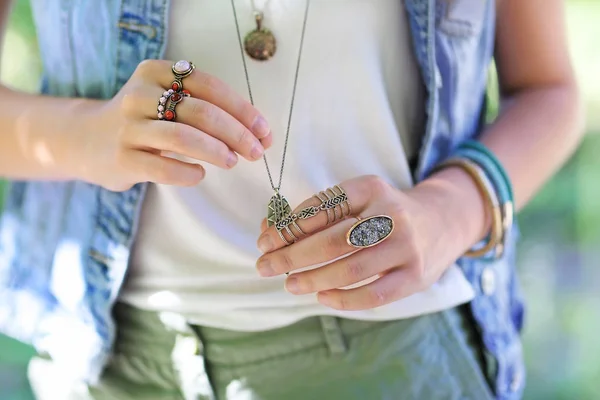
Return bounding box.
[346,215,394,249]
[170,60,195,93]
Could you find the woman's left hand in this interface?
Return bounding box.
[255,174,474,311]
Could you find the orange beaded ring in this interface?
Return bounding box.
[157,60,194,121]
[157,89,190,121]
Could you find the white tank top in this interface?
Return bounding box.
[121,0,475,331]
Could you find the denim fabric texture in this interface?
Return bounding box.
[0,1,526,399]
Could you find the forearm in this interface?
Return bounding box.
[481,83,583,210]
[0,85,100,180]
[413,82,583,256]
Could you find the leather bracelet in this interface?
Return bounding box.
[460,140,514,202]
[455,147,512,205]
[434,157,503,258]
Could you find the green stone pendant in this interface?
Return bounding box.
[267,192,292,227]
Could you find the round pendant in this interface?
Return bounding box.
[244,29,277,61]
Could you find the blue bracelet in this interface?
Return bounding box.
[453,145,514,259]
[458,141,514,203]
[454,147,513,206]
[433,157,504,260]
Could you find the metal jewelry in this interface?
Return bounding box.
[171,60,195,93]
[319,185,350,225]
[157,89,175,120]
[275,185,351,245]
[245,8,276,60]
[232,0,311,227]
[157,89,190,122]
[157,60,194,121]
[267,191,292,228]
[243,0,276,61]
[346,215,394,249]
[315,192,333,225]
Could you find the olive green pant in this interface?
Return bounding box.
[28,303,494,400]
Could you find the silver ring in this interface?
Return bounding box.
[274,184,351,246]
[277,229,291,246]
[334,185,352,216]
[316,192,333,225]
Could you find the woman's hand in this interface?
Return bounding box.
[255,172,486,311]
[72,59,272,191]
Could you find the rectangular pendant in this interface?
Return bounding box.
[267,193,292,227]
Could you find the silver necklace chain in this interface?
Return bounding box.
[231,0,311,192]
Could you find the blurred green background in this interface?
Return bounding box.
[1,1,599,399]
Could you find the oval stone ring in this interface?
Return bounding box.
[346,215,394,249]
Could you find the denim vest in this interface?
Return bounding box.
[0,1,525,398]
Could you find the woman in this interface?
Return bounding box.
[0,0,582,399]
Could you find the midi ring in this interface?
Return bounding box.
[171,60,195,92]
[309,185,351,226]
[274,184,352,246]
[319,185,352,224]
[346,215,394,249]
[157,89,189,121]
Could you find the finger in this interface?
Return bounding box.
[127,150,206,186]
[260,131,273,149]
[257,176,381,253]
[256,186,352,253]
[136,60,273,141]
[176,97,265,161]
[282,236,400,294]
[260,218,268,233]
[316,266,420,311]
[256,217,358,277]
[128,86,266,161]
[127,120,238,169]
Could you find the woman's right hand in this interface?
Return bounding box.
[76,59,272,191]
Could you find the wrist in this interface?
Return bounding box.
[409,166,491,257]
[57,98,107,182]
[0,88,106,181]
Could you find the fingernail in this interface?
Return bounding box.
[226,152,238,168]
[285,277,301,294]
[251,116,270,138]
[257,258,275,277]
[251,143,264,160]
[257,234,273,253]
[189,165,205,181]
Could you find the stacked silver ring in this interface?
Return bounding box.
[275,185,352,245]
